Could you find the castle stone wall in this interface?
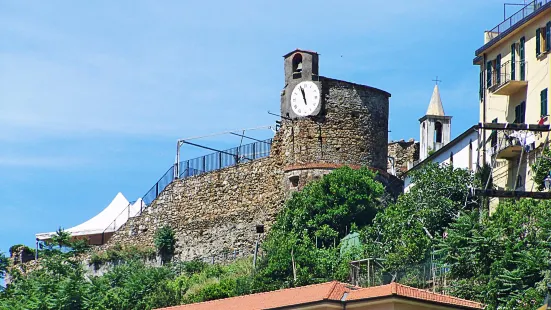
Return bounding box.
[105,156,285,263]
[388,140,420,179]
[102,54,398,263]
[279,77,389,170]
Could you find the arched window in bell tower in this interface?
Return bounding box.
[435,121,443,143]
[292,53,303,73]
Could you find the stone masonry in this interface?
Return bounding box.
[102,49,402,263]
[388,139,420,179]
[106,156,285,263]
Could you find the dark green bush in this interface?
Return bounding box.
[154,225,176,257]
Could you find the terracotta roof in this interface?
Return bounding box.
[155,281,484,310]
[156,281,347,310]
[282,48,318,58]
[347,282,485,309]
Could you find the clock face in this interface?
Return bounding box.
[290,81,320,117]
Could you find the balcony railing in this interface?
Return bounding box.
[489,131,526,159]
[488,60,528,95]
[486,0,551,41]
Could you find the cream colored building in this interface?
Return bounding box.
[475,1,551,193]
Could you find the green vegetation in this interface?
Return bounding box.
[154,225,176,262]
[255,166,381,290]
[0,252,8,280]
[531,146,551,191]
[2,164,551,309]
[89,244,156,267]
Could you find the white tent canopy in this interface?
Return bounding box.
[35,192,143,241]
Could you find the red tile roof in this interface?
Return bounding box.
[347,282,485,309]
[156,281,344,310]
[155,281,484,310]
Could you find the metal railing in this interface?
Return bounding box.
[99,138,273,244]
[489,131,524,158]
[488,60,526,91]
[178,138,272,179]
[487,0,550,41]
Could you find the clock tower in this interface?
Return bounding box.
[281,50,322,119]
[277,49,398,196]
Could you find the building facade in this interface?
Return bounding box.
[475,1,551,193]
[405,126,478,192]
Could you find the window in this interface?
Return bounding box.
[491,118,498,148]
[537,27,541,56]
[542,88,549,117]
[289,176,299,187]
[515,101,526,123]
[516,175,523,189]
[486,56,501,88]
[292,53,303,74]
[520,37,526,80]
[511,43,516,80]
[435,122,443,143]
[537,24,550,56]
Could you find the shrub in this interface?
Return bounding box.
[155,225,176,257]
[8,244,35,257]
[89,244,156,267]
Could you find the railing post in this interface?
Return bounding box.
[202,156,206,173]
[186,161,190,177]
[219,152,222,169]
[252,142,256,160]
[156,182,159,197]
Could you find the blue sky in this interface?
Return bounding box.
[0,0,511,256]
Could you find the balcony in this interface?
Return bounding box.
[489,131,524,160]
[488,60,528,95]
[484,0,551,44]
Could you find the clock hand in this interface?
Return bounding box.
[300,87,307,105]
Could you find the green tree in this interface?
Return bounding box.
[531,147,551,191]
[439,199,551,309]
[0,252,8,281]
[0,252,89,309]
[256,166,383,289]
[364,163,475,270]
[51,227,72,249]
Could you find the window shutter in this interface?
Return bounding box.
[511,43,516,81]
[521,101,526,123]
[479,71,483,100]
[496,54,501,84]
[491,118,498,147]
[520,37,525,80]
[543,89,549,117]
[536,28,541,56]
[545,22,551,52]
[486,61,492,87]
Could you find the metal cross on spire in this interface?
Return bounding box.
[432,76,442,85]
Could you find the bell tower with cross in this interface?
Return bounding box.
[419,77,452,160]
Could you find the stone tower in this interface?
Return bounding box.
[278,49,394,196]
[419,84,452,160]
